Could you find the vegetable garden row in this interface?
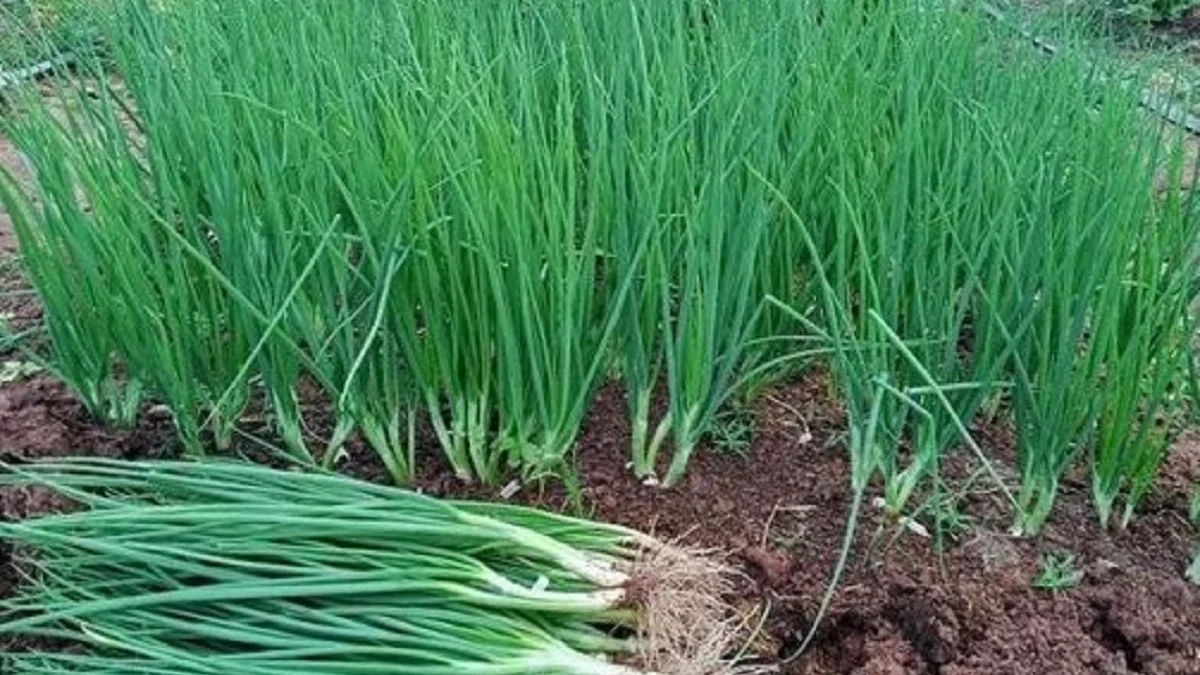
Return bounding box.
[0,0,1198,671]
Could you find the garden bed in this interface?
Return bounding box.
[0,138,1196,675]
[1,2,1199,671]
[2,307,1198,675]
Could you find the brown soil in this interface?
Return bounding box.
[0,143,1198,675]
[1,365,1198,674]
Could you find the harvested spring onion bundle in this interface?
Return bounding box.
[0,459,762,674]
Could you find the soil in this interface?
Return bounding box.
[1154,7,1200,45]
[0,155,1198,675]
[2,369,1198,674]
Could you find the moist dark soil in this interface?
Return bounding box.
[0,147,1198,675]
[1,366,1198,674]
[1154,7,1200,44]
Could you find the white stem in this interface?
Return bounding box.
[459,511,629,587]
[483,570,625,611]
[518,645,658,675]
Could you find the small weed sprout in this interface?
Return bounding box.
[926,491,974,543]
[0,359,41,384]
[708,406,756,458]
[1033,552,1084,591]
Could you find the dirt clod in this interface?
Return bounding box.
[741,547,793,587]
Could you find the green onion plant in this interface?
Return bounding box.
[3,0,1197,531]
